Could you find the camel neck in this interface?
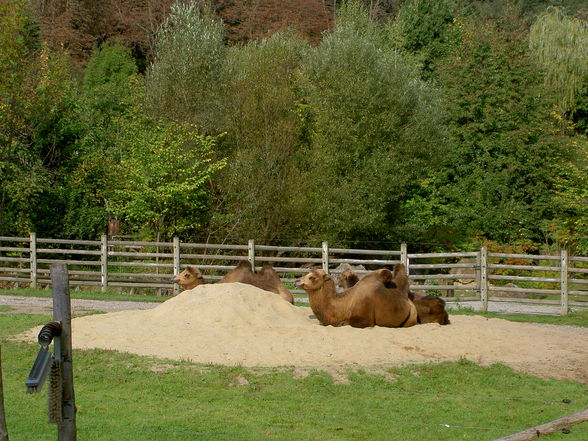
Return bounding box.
[307,278,348,326]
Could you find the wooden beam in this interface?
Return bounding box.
[492,408,588,441]
[0,346,8,441]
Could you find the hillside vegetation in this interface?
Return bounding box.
[1,0,587,254]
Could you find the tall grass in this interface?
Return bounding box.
[1,313,586,441]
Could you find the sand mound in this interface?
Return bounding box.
[23,283,588,383]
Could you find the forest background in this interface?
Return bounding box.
[1,0,587,255]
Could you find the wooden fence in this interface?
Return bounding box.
[1,234,587,314]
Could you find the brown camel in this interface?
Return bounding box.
[338,268,450,325]
[295,264,417,328]
[172,261,295,304]
[172,266,205,290]
[408,291,451,325]
[219,260,295,304]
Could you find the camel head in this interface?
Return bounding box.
[172,266,204,290]
[295,269,330,291]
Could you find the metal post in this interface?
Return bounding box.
[480,246,488,312]
[173,237,180,295]
[248,240,255,271]
[322,241,329,273]
[560,249,569,316]
[100,235,108,292]
[30,232,37,289]
[50,264,76,441]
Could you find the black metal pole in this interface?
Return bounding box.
[51,264,76,441]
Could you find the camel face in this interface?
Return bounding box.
[172,266,205,291]
[410,293,451,325]
[295,270,328,291]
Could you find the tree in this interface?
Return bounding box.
[529,7,588,117]
[145,0,226,131]
[105,102,226,240]
[430,13,576,246]
[208,31,309,242]
[389,0,464,77]
[0,1,77,235]
[298,0,447,242]
[549,138,588,254]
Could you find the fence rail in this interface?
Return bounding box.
[1,234,587,315]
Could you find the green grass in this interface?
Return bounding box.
[1,314,587,441]
[450,308,588,327]
[0,288,167,303]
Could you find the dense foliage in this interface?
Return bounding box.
[1,0,586,253]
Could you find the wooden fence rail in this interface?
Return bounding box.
[0,234,587,315]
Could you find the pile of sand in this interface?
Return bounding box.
[24,283,588,383]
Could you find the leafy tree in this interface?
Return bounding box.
[427,13,576,246]
[39,43,142,239]
[208,31,309,242]
[390,0,464,76]
[298,0,447,242]
[145,0,226,131]
[529,7,588,116]
[0,1,77,235]
[105,101,226,241]
[549,138,588,254]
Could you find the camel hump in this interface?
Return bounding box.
[392,264,409,293]
[339,268,360,289]
[393,264,407,277]
[236,260,253,270]
[372,269,396,288]
[259,265,279,279]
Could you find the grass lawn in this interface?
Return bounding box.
[1,312,587,441]
[450,309,588,328]
[0,288,167,303]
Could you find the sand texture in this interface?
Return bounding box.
[24,283,588,383]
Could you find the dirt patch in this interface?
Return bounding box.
[0,295,159,315]
[20,284,588,384]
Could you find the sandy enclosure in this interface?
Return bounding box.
[23,283,588,384]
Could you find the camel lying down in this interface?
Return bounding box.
[218,260,294,304]
[172,261,294,304]
[295,264,418,328]
[338,267,450,325]
[172,266,205,291]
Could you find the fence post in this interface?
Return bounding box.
[322,241,329,273]
[30,232,37,289]
[480,246,488,312]
[400,243,408,272]
[51,264,77,441]
[248,239,255,271]
[173,237,180,295]
[560,249,569,316]
[0,346,8,441]
[100,235,108,292]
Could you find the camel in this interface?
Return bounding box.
[408,291,451,325]
[338,267,450,325]
[295,264,417,328]
[172,266,205,290]
[172,261,295,304]
[219,260,295,304]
